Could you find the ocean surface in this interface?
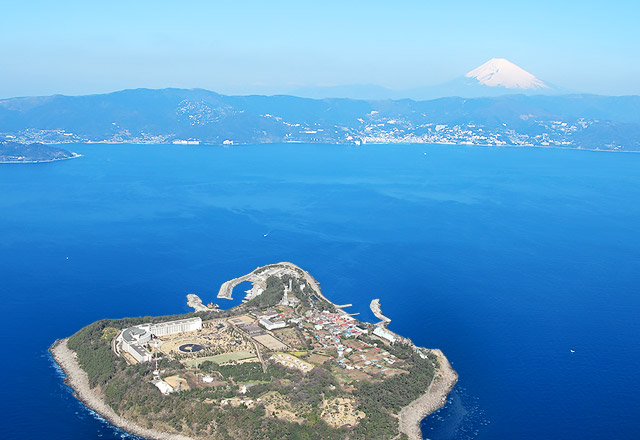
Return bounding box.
[1,143,639,440]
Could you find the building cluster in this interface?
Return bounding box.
[347,346,399,375]
[305,310,367,338]
[117,317,203,363]
[317,337,402,377]
[5,114,626,151]
[355,117,596,148]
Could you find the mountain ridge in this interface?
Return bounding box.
[1,88,639,151]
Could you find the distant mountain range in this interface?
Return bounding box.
[1,87,639,151]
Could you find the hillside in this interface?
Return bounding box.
[51,263,457,440]
[2,89,640,151]
[0,140,78,163]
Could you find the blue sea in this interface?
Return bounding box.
[1,143,639,440]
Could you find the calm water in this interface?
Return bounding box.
[1,143,639,440]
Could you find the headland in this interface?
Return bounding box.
[0,141,80,163]
[50,262,457,440]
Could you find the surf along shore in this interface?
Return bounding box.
[397,349,458,440]
[50,262,457,440]
[50,338,195,440]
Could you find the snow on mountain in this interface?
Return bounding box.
[465,58,550,90]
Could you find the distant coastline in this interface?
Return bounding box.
[9,139,639,155]
[0,152,82,164]
[2,89,638,152]
[0,141,80,163]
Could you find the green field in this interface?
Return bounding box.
[184,351,257,367]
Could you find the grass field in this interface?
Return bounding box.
[184,351,257,367]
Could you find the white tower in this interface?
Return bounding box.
[153,340,160,379]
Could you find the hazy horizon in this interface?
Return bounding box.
[2,1,640,99]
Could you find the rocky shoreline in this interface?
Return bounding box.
[50,265,457,440]
[50,338,195,440]
[0,153,82,164]
[397,349,458,440]
[52,335,456,440]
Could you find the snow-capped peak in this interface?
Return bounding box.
[465,58,549,90]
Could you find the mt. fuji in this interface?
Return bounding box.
[465,58,550,90]
[291,58,562,100]
[404,58,560,100]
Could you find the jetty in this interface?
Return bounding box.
[217,262,346,315]
[370,298,392,325]
[186,294,211,312]
[217,272,266,300]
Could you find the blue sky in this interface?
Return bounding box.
[1,0,639,98]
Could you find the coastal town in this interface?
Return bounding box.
[2,111,625,151]
[51,262,457,440]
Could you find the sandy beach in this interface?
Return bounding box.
[50,338,195,440]
[397,349,458,440]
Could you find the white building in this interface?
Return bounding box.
[120,325,153,363]
[154,380,175,395]
[373,326,397,344]
[259,317,286,331]
[150,317,202,337]
[119,317,203,363]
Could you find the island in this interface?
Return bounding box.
[0,141,80,163]
[50,262,457,440]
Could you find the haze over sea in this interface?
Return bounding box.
[2,143,640,439]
